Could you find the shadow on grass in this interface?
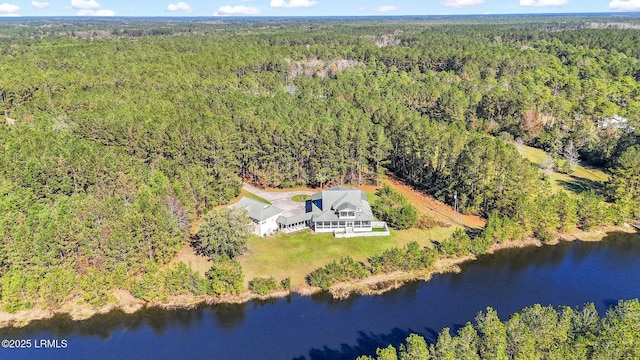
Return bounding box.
[557,175,604,195]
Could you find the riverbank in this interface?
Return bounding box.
[0,225,637,330]
[324,225,638,299]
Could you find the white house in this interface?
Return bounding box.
[235,186,387,238]
[231,197,283,237]
[305,186,374,233]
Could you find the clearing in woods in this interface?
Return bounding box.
[172,174,484,286]
[516,144,609,194]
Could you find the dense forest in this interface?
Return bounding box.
[358,299,640,360]
[0,16,639,310]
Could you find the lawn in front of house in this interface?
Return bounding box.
[239,225,459,287]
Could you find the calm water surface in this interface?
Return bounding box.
[1,232,639,360]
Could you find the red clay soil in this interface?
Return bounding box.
[379,174,486,229]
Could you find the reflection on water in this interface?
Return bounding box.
[0,231,638,360]
[301,327,416,360]
[210,302,248,330]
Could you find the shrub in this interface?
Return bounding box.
[417,214,447,229]
[249,277,287,296]
[131,262,205,301]
[205,258,244,295]
[373,184,418,230]
[280,277,291,290]
[437,228,474,256]
[306,256,369,290]
[164,262,205,296]
[369,241,437,274]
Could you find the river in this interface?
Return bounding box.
[1,232,639,360]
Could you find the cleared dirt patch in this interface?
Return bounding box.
[378,175,486,229]
[169,243,212,277]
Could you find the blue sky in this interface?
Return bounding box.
[1,1,640,17]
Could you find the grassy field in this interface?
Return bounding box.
[239,225,457,287]
[516,144,609,194]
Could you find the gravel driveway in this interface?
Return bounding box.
[242,184,313,217]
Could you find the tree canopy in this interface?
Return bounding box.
[359,299,640,360]
[0,16,638,309]
[192,207,252,261]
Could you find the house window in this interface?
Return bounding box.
[339,210,355,219]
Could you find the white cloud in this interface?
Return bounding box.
[214,5,260,15]
[520,0,568,6]
[70,0,113,16]
[94,9,114,15]
[166,2,191,12]
[77,8,114,16]
[441,0,484,8]
[0,3,19,16]
[270,0,317,9]
[71,0,100,10]
[376,5,398,12]
[30,1,50,9]
[609,0,640,10]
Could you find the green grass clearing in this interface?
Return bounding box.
[240,189,271,205]
[516,144,608,194]
[291,194,311,202]
[364,188,380,204]
[239,225,458,287]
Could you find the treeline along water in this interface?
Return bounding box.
[0,232,638,359]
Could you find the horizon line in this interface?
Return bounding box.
[1,12,640,19]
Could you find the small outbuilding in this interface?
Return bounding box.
[231,197,283,237]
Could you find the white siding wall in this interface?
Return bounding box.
[258,214,281,237]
